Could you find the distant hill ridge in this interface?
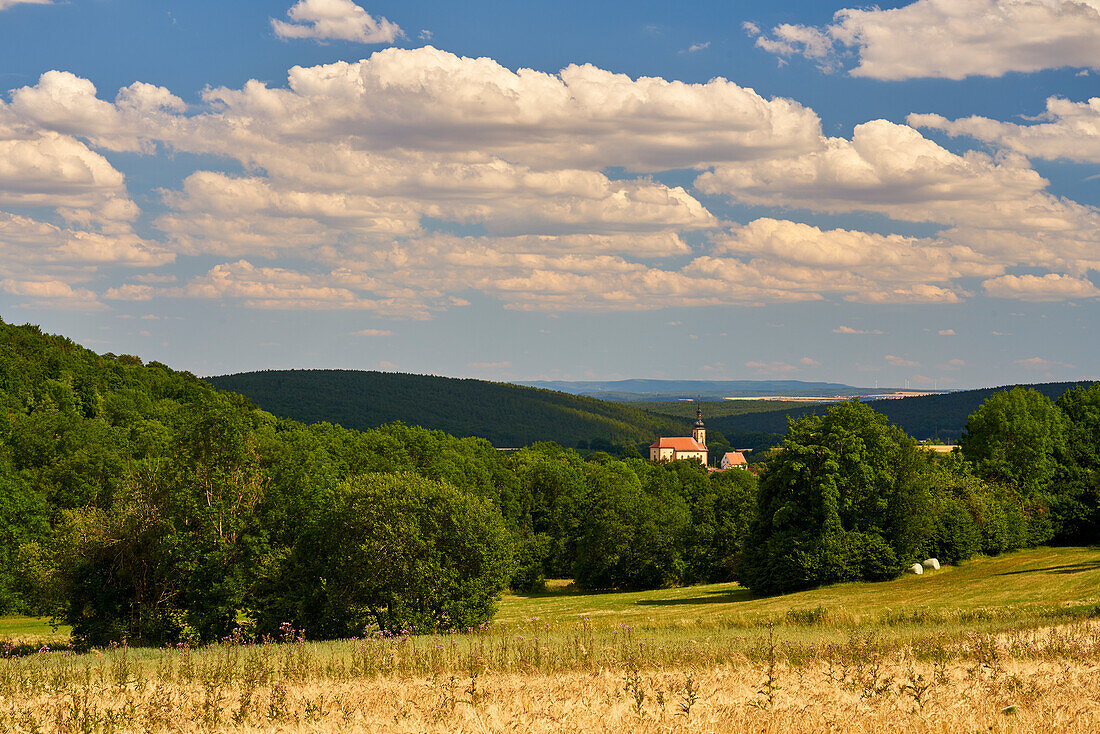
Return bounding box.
[206,369,691,448]
[207,371,1098,449]
[707,381,1100,442]
[518,378,872,400]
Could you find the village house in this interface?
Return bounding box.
[720,451,748,470]
[649,409,708,465]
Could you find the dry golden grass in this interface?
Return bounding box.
[3,620,1100,733]
[12,664,1100,733]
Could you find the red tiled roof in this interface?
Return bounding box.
[723,451,747,465]
[649,437,706,451]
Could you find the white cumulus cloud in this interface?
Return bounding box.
[711,218,993,303]
[745,360,799,375]
[272,0,402,44]
[698,120,1100,284]
[1014,356,1076,370]
[982,273,1100,301]
[753,24,839,72]
[3,48,1098,313]
[0,0,50,9]
[0,108,170,292]
[911,97,1100,164]
[103,284,155,301]
[177,260,421,315]
[752,0,1100,80]
[0,277,103,309]
[7,71,185,154]
[833,326,884,335]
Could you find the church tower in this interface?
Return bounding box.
[692,408,706,448]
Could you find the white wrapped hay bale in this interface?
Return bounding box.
[910,563,923,575]
[922,558,940,571]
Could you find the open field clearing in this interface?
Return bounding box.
[633,400,814,420]
[0,617,69,647]
[2,547,1099,732]
[498,546,1100,635]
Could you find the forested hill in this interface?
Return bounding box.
[709,381,1100,441]
[206,369,689,447]
[518,378,866,399]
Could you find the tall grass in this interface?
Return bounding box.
[2,618,1100,732]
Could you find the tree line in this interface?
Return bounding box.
[708,380,1096,444]
[0,319,1096,647]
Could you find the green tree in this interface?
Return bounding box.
[683,465,758,584]
[43,398,271,646]
[1054,385,1100,541]
[0,458,49,614]
[741,401,926,594]
[49,501,187,647]
[961,387,1065,494]
[253,473,513,637]
[919,458,984,564]
[505,443,588,580]
[572,460,690,590]
[961,387,1066,542]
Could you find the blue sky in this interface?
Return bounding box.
[1,0,1098,388]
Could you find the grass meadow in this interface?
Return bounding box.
[2,546,1099,732]
[0,616,68,647]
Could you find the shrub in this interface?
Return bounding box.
[848,532,902,582]
[933,498,980,565]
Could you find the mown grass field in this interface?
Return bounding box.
[3,546,1099,732]
[0,616,69,647]
[497,546,1100,631]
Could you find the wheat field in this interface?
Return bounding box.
[2,619,1099,732]
[6,663,1098,733]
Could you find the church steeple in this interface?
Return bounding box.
[692,408,706,448]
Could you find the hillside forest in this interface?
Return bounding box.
[205,370,691,450]
[208,370,1098,455]
[0,319,1097,648]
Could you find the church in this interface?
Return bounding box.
[648,409,708,465]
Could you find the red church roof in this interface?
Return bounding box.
[649,437,707,451]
